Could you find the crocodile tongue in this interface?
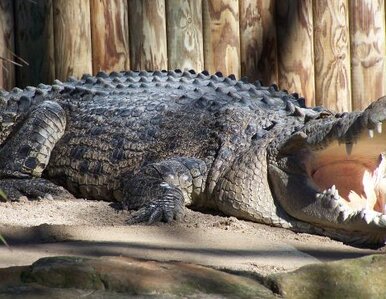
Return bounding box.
[347,153,386,213]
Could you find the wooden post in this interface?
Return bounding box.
[239,0,278,84]
[90,0,130,73]
[14,0,55,88]
[0,0,14,90]
[128,0,168,70]
[276,0,315,106]
[53,0,92,80]
[203,0,240,78]
[166,0,204,71]
[349,0,385,110]
[313,0,351,112]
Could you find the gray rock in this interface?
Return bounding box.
[0,255,275,298]
[265,254,386,298]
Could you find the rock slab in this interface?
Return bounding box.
[1,256,275,298]
[266,254,386,298]
[2,254,386,298]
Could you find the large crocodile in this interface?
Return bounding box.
[0,70,385,245]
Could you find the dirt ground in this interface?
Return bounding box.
[0,196,381,276]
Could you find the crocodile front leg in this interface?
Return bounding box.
[214,138,294,228]
[0,101,67,200]
[123,157,208,223]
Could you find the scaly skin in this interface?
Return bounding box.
[0,69,385,245]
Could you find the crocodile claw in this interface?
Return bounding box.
[126,204,184,224]
[0,178,70,201]
[125,183,185,224]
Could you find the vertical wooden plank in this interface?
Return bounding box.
[313,0,351,112]
[166,0,204,71]
[0,0,14,90]
[53,0,92,80]
[90,0,130,73]
[128,0,167,70]
[203,0,240,77]
[349,0,385,110]
[239,0,278,84]
[276,0,314,106]
[14,0,55,88]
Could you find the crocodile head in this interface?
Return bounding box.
[268,96,386,245]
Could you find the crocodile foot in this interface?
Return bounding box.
[125,182,185,224]
[0,178,70,202]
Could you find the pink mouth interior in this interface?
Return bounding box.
[311,124,386,213]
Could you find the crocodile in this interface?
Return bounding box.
[0,69,385,246]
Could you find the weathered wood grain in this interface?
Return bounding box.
[128,0,168,70]
[349,0,385,110]
[239,0,277,84]
[276,0,314,106]
[203,0,240,78]
[53,0,92,80]
[166,0,204,71]
[90,0,130,73]
[14,0,55,88]
[0,0,14,90]
[313,0,351,112]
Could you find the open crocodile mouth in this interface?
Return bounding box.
[311,121,386,216]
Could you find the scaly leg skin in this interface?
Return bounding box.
[122,157,208,224]
[0,178,68,202]
[0,101,68,201]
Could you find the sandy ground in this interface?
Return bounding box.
[0,196,381,276]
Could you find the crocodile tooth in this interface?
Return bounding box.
[345,143,353,156]
[379,215,386,226]
[371,215,382,226]
[330,185,336,193]
[328,198,339,209]
[331,185,339,198]
[360,209,378,224]
[340,209,350,221]
[377,122,382,134]
[368,129,374,138]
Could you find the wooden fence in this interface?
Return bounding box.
[0,0,385,111]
